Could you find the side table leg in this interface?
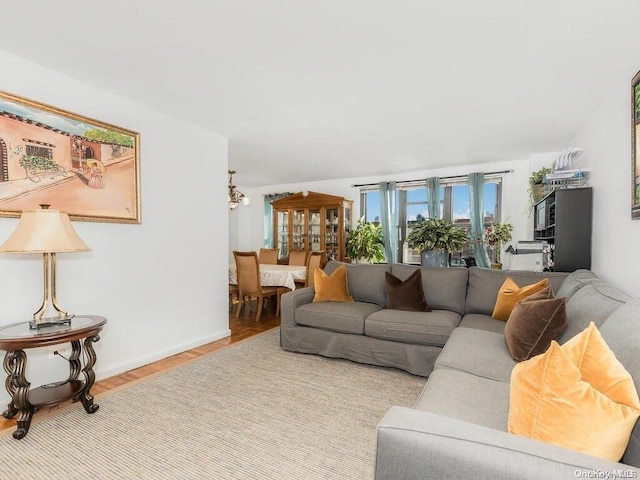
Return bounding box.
[6,350,33,439]
[68,340,82,381]
[2,351,19,419]
[79,334,100,414]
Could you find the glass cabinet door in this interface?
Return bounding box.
[309,209,322,252]
[276,210,289,260]
[292,209,306,250]
[325,208,339,261]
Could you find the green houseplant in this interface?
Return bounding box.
[346,217,385,263]
[484,221,513,266]
[526,166,551,214]
[406,218,468,267]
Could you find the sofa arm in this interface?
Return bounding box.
[280,287,314,327]
[375,407,639,480]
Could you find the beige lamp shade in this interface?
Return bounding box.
[0,208,91,253]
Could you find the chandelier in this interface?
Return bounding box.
[228,170,249,211]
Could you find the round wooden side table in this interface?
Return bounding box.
[0,315,107,439]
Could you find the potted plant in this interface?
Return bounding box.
[526,167,551,214]
[484,221,513,268]
[346,217,385,263]
[406,218,468,267]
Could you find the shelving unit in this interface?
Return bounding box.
[533,187,592,272]
[271,191,353,263]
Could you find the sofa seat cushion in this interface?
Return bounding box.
[414,368,509,431]
[434,327,516,383]
[295,301,383,334]
[458,313,506,333]
[365,309,461,347]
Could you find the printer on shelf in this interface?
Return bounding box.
[504,240,546,271]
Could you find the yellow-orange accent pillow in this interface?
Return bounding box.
[492,277,549,321]
[508,322,640,461]
[312,265,354,303]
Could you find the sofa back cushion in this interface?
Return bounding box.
[600,299,640,467]
[560,281,631,344]
[391,264,468,315]
[324,261,390,307]
[465,267,568,316]
[555,269,599,301]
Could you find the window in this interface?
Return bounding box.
[360,178,502,264]
[25,144,53,159]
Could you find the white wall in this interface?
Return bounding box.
[229,156,557,263]
[0,50,230,404]
[571,68,640,297]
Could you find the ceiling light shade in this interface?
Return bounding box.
[228,170,249,211]
[0,205,91,329]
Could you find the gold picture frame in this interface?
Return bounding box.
[632,71,640,219]
[0,90,140,223]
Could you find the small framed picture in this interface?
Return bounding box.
[631,70,640,219]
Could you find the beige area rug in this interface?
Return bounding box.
[0,329,426,480]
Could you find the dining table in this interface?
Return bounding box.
[228,264,307,291]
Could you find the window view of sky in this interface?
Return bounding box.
[365,184,498,223]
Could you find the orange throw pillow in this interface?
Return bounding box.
[492,277,549,321]
[313,265,354,303]
[508,323,640,461]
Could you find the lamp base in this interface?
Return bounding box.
[29,314,74,330]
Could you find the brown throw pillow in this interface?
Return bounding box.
[504,287,567,361]
[385,270,431,312]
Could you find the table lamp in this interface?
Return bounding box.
[0,205,91,329]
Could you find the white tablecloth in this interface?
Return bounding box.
[228,264,306,291]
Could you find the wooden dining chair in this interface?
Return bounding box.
[305,251,324,288]
[258,248,278,265]
[228,284,240,311]
[288,249,308,266]
[233,251,279,321]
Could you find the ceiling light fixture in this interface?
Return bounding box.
[228,170,249,211]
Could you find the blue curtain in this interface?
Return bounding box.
[468,172,491,268]
[379,181,398,264]
[263,193,291,247]
[426,176,440,219]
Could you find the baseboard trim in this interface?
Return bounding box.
[95,328,231,381]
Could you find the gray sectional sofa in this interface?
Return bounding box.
[280,262,640,479]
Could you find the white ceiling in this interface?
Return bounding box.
[0,1,638,187]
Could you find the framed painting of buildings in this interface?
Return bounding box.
[633,70,640,220]
[0,90,140,223]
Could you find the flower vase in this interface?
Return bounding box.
[491,246,502,269]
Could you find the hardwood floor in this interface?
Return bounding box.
[0,306,280,433]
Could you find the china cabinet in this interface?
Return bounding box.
[271,192,353,263]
